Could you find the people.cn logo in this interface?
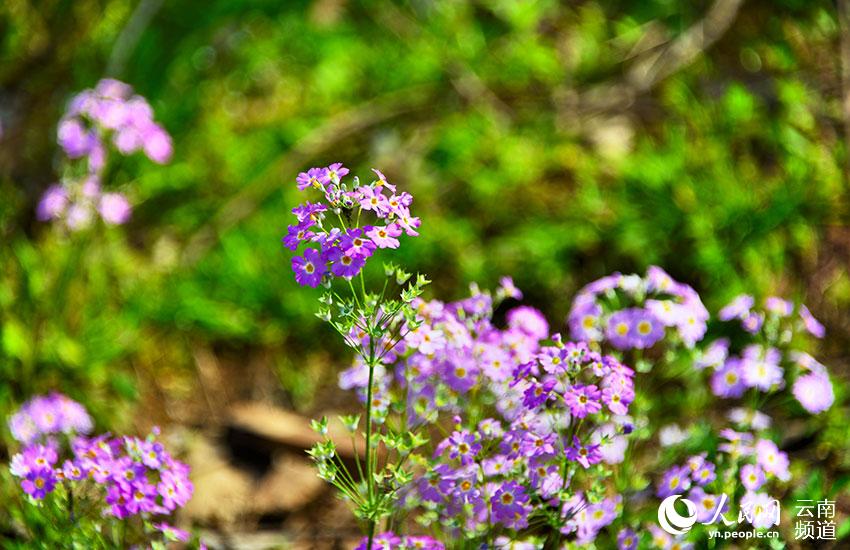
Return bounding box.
[658,495,698,535]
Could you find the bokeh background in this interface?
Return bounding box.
[2,0,849,546]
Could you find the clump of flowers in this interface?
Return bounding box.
[286,165,430,549]
[568,266,709,351]
[704,295,835,414]
[285,164,419,288]
[337,279,633,546]
[6,393,200,548]
[37,78,172,230]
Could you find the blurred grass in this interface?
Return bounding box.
[0,0,848,436]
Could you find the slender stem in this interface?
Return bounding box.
[364,325,378,549]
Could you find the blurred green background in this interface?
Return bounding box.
[1,0,849,461]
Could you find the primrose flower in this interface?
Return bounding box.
[799,305,825,338]
[657,465,691,498]
[792,372,834,414]
[741,464,766,491]
[564,384,602,418]
[292,248,327,287]
[617,528,638,550]
[569,266,708,350]
[719,294,754,321]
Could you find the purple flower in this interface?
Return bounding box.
[692,461,716,486]
[741,464,765,491]
[57,119,95,158]
[740,345,783,391]
[689,486,726,523]
[36,185,69,221]
[617,528,638,550]
[142,125,173,164]
[792,372,834,414]
[366,224,402,249]
[799,305,825,338]
[339,228,377,259]
[21,468,56,500]
[359,186,390,215]
[506,306,549,341]
[564,384,602,418]
[445,431,480,465]
[740,311,764,334]
[755,439,790,481]
[154,523,190,542]
[741,492,780,529]
[296,167,327,191]
[565,436,602,469]
[711,359,746,398]
[327,247,366,278]
[719,294,754,321]
[765,296,793,316]
[98,193,131,225]
[604,309,635,349]
[8,393,93,444]
[628,309,665,349]
[491,481,531,529]
[657,465,691,498]
[292,248,326,287]
[282,222,315,251]
[324,162,349,183]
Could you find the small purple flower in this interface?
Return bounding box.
[765,296,793,316]
[296,167,327,191]
[740,345,784,391]
[755,439,790,481]
[292,248,326,287]
[792,372,834,414]
[617,527,638,550]
[339,228,377,259]
[36,185,69,221]
[719,294,754,321]
[628,309,665,349]
[692,461,716,486]
[282,222,315,251]
[741,464,765,491]
[325,246,367,278]
[657,465,691,498]
[446,431,480,465]
[605,309,636,349]
[154,522,190,542]
[741,311,764,334]
[21,468,57,500]
[564,384,602,418]
[799,305,825,338]
[491,481,531,529]
[98,192,132,225]
[366,224,402,249]
[711,359,746,398]
[565,436,602,469]
[505,306,549,341]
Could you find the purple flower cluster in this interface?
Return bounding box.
[341,282,633,541]
[37,176,132,230]
[8,394,192,520]
[286,165,419,287]
[38,79,172,230]
[654,430,788,531]
[568,266,708,350]
[354,532,444,550]
[705,296,835,414]
[8,392,93,444]
[719,294,824,338]
[58,78,172,169]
